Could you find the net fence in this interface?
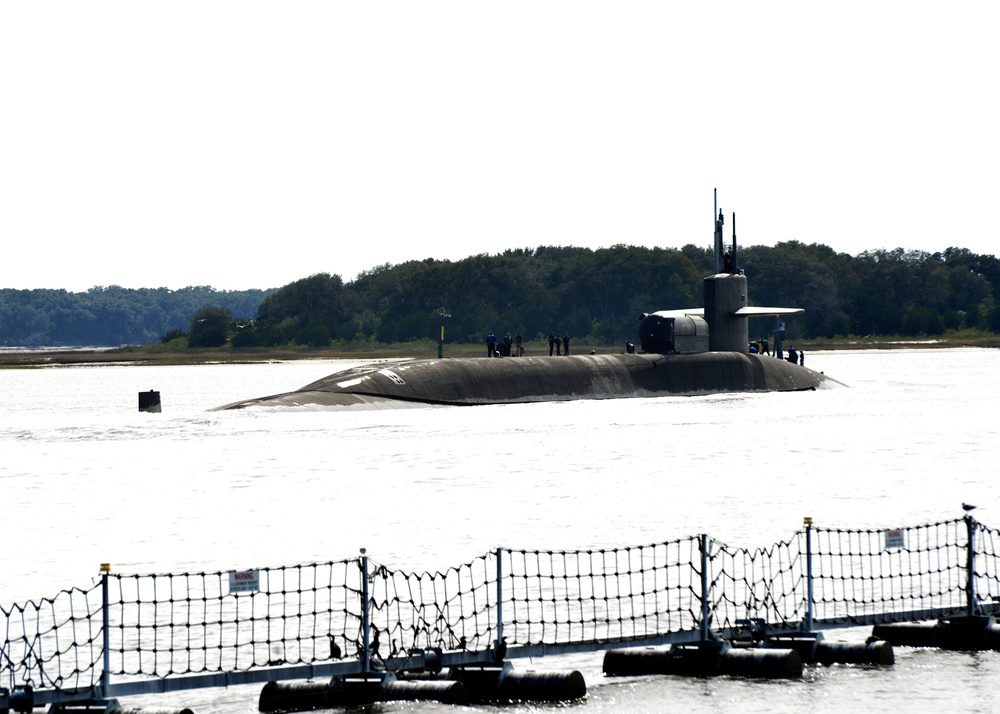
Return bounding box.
[504,539,701,645]
[708,534,808,634]
[368,555,496,658]
[0,585,102,692]
[4,517,999,695]
[810,520,969,623]
[108,559,360,678]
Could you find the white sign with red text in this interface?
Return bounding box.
[884,529,905,550]
[229,569,260,594]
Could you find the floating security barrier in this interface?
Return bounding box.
[258,675,466,712]
[498,670,587,702]
[449,666,586,703]
[448,666,506,702]
[381,678,467,704]
[718,647,803,678]
[760,636,895,665]
[873,616,1000,650]
[603,644,803,679]
[258,667,584,712]
[259,678,383,711]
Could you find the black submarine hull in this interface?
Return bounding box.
[214,352,840,411]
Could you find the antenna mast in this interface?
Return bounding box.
[713,189,724,274]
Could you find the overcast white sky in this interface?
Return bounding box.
[2,2,997,292]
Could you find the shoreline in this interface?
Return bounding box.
[2,337,998,368]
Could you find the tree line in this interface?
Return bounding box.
[0,286,271,347]
[3,243,1000,348]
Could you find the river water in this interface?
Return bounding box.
[2,348,999,713]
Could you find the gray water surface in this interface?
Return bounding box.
[3,348,998,713]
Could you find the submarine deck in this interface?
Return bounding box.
[215,352,840,410]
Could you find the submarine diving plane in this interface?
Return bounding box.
[216,195,838,411]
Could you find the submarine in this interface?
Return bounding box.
[216,195,840,411]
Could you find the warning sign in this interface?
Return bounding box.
[229,569,260,594]
[884,529,905,550]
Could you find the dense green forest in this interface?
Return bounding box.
[3,242,1000,348]
[0,286,272,347]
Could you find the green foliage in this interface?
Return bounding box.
[5,243,1000,348]
[315,245,707,348]
[160,328,186,343]
[0,286,272,347]
[188,306,233,348]
[257,273,346,346]
[162,335,189,350]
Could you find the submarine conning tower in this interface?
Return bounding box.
[705,271,748,353]
[703,193,750,352]
[704,190,749,353]
[636,191,802,357]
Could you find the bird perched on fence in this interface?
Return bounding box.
[329,635,342,659]
[492,636,507,664]
[962,503,976,512]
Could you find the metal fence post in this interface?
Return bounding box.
[360,548,370,673]
[495,548,504,649]
[699,535,710,641]
[100,564,111,698]
[966,516,977,618]
[804,518,814,632]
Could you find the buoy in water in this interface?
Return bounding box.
[382,678,467,704]
[815,639,894,665]
[259,676,468,712]
[874,617,1000,650]
[603,644,802,679]
[139,390,161,413]
[450,666,586,703]
[258,679,380,711]
[762,636,894,665]
[499,670,586,702]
